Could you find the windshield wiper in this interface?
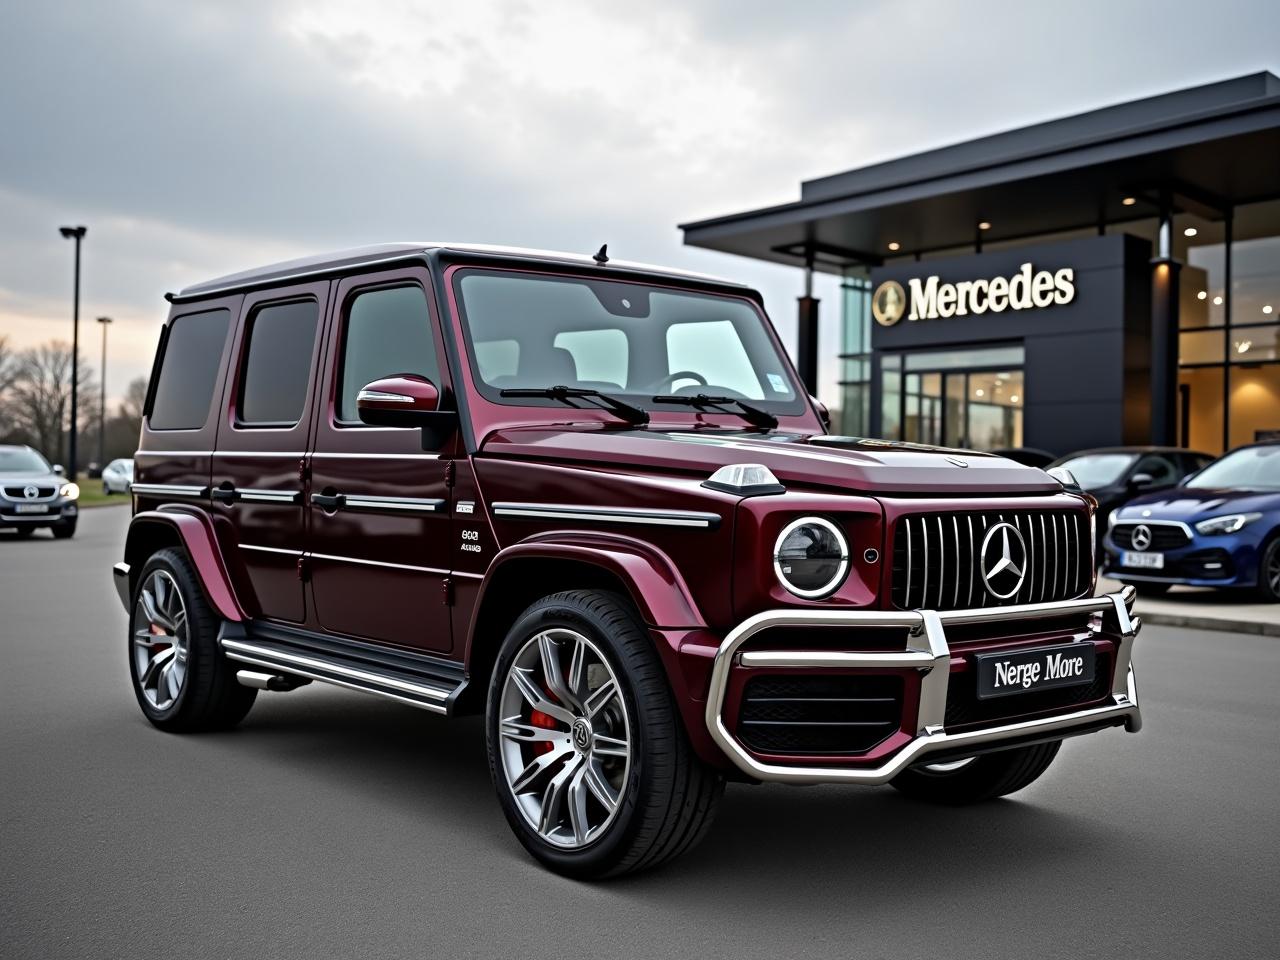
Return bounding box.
[500,386,650,426]
[652,393,778,429]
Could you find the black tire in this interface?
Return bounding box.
[890,740,1062,805]
[102,483,112,496]
[14,526,36,539]
[486,589,723,879]
[1256,537,1280,603]
[51,519,76,539]
[128,548,256,732]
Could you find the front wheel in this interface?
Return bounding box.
[486,590,723,879]
[1257,538,1280,602]
[51,518,76,539]
[890,740,1062,805]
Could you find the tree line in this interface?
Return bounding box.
[0,335,146,471]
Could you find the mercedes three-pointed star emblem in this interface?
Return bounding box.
[1130,524,1153,551]
[980,521,1028,600]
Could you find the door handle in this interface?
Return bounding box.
[211,485,240,504]
[311,492,345,511]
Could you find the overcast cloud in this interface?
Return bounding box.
[2,0,1277,402]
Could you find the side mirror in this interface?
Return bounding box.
[356,375,441,426]
[810,395,832,431]
[53,464,65,476]
[356,374,458,449]
[1129,472,1156,490]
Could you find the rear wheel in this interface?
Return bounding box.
[128,548,255,731]
[1257,538,1280,603]
[890,740,1062,805]
[486,590,723,878]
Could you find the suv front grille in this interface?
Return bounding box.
[891,509,1090,610]
[2,485,56,500]
[736,674,903,756]
[1111,522,1191,550]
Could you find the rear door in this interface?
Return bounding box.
[211,282,329,624]
[305,267,456,654]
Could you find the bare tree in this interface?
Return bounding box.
[102,376,148,460]
[0,336,19,440]
[8,341,96,467]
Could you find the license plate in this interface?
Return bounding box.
[14,503,48,514]
[1121,550,1164,569]
[975,643,1096,700]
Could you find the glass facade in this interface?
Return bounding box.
[842,198,1280,454]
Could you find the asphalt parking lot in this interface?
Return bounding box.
[2,506,1278,960]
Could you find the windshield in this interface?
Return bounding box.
[0,448,52,474]
[1055,452,1136,488]
[453,271,804,415]
[1186,445,1280,491]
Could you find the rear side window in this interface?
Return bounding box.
[238,300,319,426]
[337,287,440,422]
[149,309,230,430]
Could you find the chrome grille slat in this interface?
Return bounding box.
[892,508,1088,611]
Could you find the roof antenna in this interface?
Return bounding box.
[592,243,609,264]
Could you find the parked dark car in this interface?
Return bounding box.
[1104,442,1280,600]
[1048,446,1215,533]
[0,444,80,539]
[112,243,1142,878]
[991,447,1057,469]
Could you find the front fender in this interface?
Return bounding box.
[475,531,706,631]
[122,507,244,622]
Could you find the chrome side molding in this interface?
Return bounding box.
[492,502,721,529]
[129,482,208,499]
[705,587,1141,785]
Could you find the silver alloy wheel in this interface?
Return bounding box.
[131,570,189,711]
[497,628,632,849]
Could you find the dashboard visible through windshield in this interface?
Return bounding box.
[452,270,805,416]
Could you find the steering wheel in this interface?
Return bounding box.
[649,370,708,393]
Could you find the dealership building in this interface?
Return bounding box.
[681,72,1280,456]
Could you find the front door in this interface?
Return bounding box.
[306,267,457,654]
[211,282,330,623]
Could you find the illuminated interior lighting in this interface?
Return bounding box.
[1183,227,1198,237]
[977,221,992,231]
[1121,197,1137,206]
[1213,296,1223,306]
[1235,340,1253,355]
[1265,305,1274,315]
[1010,395,1020,403]
[975,388,985,397]
[887,241,900,251]
[1197,291,1207,300]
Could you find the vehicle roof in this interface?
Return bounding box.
[173,243,747,301]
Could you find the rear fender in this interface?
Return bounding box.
[122,507,244,621]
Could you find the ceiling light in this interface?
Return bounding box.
[1010,394,1020,403]
[1121,197,1137,206]
[1197,291,1207,300]
[977,221,992,231]
[975,388,985,397]
[1236,340,1253,355]
[1184,227,1198,237]
[1213,296,1223,306]
[1265,305,1274,315]
[887,241,900,251]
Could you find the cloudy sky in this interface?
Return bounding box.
[2,0,1277,405]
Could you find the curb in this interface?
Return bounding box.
[1137,610,1280,637]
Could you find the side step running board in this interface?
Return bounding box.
[219,624,466,716]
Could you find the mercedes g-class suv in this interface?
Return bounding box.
[113,243,1142,878]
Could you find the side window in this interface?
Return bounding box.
[666,319,763,399]
[1133,454,1178,484]
[238,300,319,426]
[553,329,627,387]
[148,309,230,430]
[338,286,440,422]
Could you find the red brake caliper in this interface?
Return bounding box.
[529,709,558,755]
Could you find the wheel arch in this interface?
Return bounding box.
[458,535,705,713]
[123,508,244,621]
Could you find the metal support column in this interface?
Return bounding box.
[795,252,820,394]
[1150,206,1180,445]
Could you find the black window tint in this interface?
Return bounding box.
[338,286,440,422]
[149,309,230,430]
[239,300,319,425]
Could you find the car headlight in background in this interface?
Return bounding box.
[773,517,849,599]
[1194,512,1261,535]
[59,481,80,500]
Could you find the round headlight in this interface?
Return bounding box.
[59,481,80,500]
[773,517,849,599]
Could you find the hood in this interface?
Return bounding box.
[1115,485,1280,523]
[478,426,1063,495]
[0,472,62,490]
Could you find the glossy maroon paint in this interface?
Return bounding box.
[127,246,1101,776]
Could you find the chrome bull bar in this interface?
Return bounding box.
[704,586,1141,785]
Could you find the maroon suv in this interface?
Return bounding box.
[113,243,1142,878]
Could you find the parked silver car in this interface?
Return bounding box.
[101,458,134,495]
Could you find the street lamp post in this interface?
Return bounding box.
[59,225,87,479]
[97,316,113,469]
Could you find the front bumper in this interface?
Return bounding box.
[0,498,77,526]
[704,587,1141,785]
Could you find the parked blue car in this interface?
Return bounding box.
[1103,442,1280,602]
